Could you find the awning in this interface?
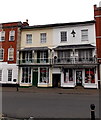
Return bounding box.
[53,44,95,50]
[19,47,50,51]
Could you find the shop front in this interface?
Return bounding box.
[19,66,52,87]
[61,67,98,88]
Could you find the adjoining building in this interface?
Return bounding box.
[18,20,98,88]
[0,21,28,85]
[94,4,101,88]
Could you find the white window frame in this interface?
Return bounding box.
[26,34,32,44]
[8,69,12,81]
[81,29,88,41]
[0,48,4,61]
[40,51,47,63]
[40,33,46,43]
[0,31,5,41]
[8,48,14,61]
[40,67,49,83]
[60,31,67,42]
[0,70,2,81]
[21,67,31,83]
[9,30,15,41]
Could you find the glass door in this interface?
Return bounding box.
[76,71,82,86]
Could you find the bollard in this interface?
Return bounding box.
[16,83,19,92]
[90,104,95,120]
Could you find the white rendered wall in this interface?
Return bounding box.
[0,62,18,84]
[53,24,96,47]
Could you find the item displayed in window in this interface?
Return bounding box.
[64,69,73,83]
[85,69,95,83]
[22,67,31,83]
[40,68,49,83]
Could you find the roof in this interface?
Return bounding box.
[21,20,95,30]
[54,44,95,50]
[19,47,50,51]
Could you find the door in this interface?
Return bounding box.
[76,71,82,86]
[52,74,61,87]
[32,69,38,86]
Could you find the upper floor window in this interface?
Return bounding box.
[81,29,88,41]
[0,48,4,61]
[40,33,46,43]
[0,31,5,41]
[60,31,67,42]
[9,30,15,41]
[26,34,32,44]
[8,48,14,61]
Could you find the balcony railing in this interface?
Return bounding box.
[53,57,97,64]
[18,58,51,65]
[18,57,97,65]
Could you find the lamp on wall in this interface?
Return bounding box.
[71,29,76,37]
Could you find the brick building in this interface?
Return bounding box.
[94,3,101,87]
[0,21,28,85]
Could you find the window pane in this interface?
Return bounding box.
[8,48,14,61]
[40,68,49,83]
[40,33,46,43]
[0,70,2,81]
[9,31,15,41]
[26,34,32,44]
[61,32,67,42]
[22,67,31,83]
[0,31,5,41]
[0,49,4,61]
[81,29,88,41]
[8,70,12,81]
[64,69,73,83]
[85,68,95,83]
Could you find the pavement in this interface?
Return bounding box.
[0,86,100,95]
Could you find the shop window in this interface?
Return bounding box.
[85,68,95,83]
[21,67,31,83]
[40,68,49,83]
[64,69,73,83]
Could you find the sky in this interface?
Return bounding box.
[0,0,101,25]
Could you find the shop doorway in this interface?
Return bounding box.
[52,74,61,87]
[76,71,82,86]
[32,68,38,86]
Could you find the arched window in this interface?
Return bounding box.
[0,31,5,41]
[0,48,4,61]
[8,48,14,61]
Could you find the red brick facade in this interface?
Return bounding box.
[0,21,29,64]
[94,5,101,59]
[94,4,101,85]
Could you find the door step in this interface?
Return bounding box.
[75,86,84,89]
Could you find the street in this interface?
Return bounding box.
[1,88,99,119]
